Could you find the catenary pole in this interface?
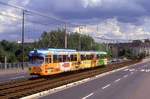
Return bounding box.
[21,10,25,70]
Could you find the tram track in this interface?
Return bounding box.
[0,60,140,99]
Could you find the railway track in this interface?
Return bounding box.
[0,60,140,99]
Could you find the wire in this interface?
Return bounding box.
[95,36,133,42]
[0,12,21,20]
[0,1,80,26]
[0,11,63,27]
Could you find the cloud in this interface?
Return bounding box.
[73,18,150,42]
[82,0,103,8]
[0,0,31,41]
[8,0,31,7]
[0,0,150,42]
[41,0,146,23]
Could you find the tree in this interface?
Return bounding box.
[38,30,66,48]
[37,30,99,51]
[0,29,109,63]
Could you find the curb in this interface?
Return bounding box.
[21,62,140,99]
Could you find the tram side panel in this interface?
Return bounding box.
[42,53,80,75]
[29,51,108,76]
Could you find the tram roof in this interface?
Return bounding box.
[29,48,107,57]
[29,48,77,56]
[79,51,107,55]
[47,48,76,52]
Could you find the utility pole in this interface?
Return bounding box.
[97,24,99,33]
[22,10,25,70]
[78,26,81,50]
[64,23,67,49]
[78,25,86,50]
[106,41,109,52]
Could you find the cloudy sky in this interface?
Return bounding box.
[0,0,150,42]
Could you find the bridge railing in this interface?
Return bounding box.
[0,62,29,70]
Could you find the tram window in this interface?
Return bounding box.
[75,55,77,61]
[66,56,70,61]
[71,55,77,61]
[53,55,58,63]
[63,55,69,62]
[100,54,104,58]
[90,54,95,59]
[73,55,77,61]
[86,55,92,60]
[86,55,90,60]
[30,56,44,64]
[85,55,88,60]
[81,55,86,60]
[45,58,49,63]
[97,54,100,59]
[58,55,63,62]
[101,54,107,58]
[45,56,51,63]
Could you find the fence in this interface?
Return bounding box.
[0,62,29,70]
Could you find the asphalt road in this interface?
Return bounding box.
[41,61,150,99]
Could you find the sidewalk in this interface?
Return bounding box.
[142,57,150,63]
[0,68,28,76]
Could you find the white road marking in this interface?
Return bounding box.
[10,76,25,80]
[82,93,94,99]
[130,72,134,75]
[102,84,111,90]
[123,69,128,71]
[123,75,128,78]
[21,64,137,99]
[141,69,145,72]
[129,69,135,72]
[146,69,150,72]
[114,78,121,83]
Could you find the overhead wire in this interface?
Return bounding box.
[0,1,80,27]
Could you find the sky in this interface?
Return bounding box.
[0,0,150,42]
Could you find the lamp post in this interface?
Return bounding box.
[78,25,86,50]
[21,10,25,70]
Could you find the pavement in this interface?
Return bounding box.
[0,68,30,83]
[41,59,150,99]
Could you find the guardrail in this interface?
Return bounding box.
[0,62,29,69]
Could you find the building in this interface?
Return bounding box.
[109,39,150,58]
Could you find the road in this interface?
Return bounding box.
[41,61,150,99]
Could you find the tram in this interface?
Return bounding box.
[29,48,107,76]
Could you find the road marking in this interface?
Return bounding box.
[130,72,134,75]
[129,69,135,72]
[146,69,150,72]
[10,76,25,80]
[123,69,128,71]
[123,75,128,78]
[21,63,140,99]
[102,84,111,90]
[141,69,145,72]
[82,93,94,99]
[114,78,121,83]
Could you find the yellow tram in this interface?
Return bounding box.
[29,48,107,76]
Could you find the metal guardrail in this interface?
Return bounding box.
[0,62,29,69]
